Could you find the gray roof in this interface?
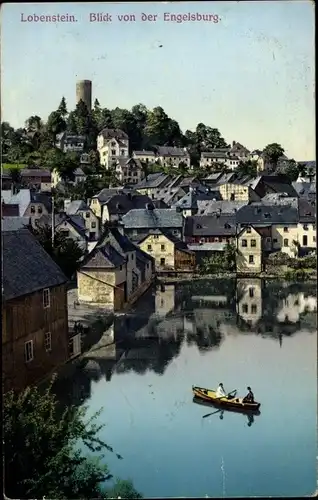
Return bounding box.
[216,173,237,185]
[135,173,171,190]
[2,216,31,231]
[81,242,126,270]
[153,187,183,206]
[37,213,87,238]
[65,200,90,214]
[122,208,183,229]
[261,193,298,208]
[133,150,155,156]
[184,214,237,237]
[20,169,51,177]
[2,189,31,216]
[187,242,226,252]
[292,182,316,197]
[172,189,222,210]
[98,128,128,140]
[298,199,316,222]
[99,227,137,253]
[3,229,68,301]
[93,188,125,203]
[157,146,189,157]
[236,204,299,225]
[30,192,53,212]
[201,151,231,159]
[198,200,247,216]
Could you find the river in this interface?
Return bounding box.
[54,278,317,498]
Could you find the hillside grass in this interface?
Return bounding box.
[2,163,27,170]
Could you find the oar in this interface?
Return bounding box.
[202,389,237,419]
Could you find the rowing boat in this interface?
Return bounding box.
[192,386,261,412]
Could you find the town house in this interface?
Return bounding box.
[172,187,222,217]
[97,128,129,169]
[77,228,154,310]
[2,228,69,393]
[135,172,172,198]
[155,146,191,169]
[236,225,271,274]
[52,167,86,188]
[64,200,101,242]
[200,150,240,171]
[236,204,300,257]
[138,229,195,271]
[184,214,237,244]
[56,131,86,153]
[114,157,145,185]
[132,150,156,164]
[218,181,260,202]
[36,212,88,253]
[121,206,184,242]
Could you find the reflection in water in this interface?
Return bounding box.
[53,279,317,409]
[52,278,317,498]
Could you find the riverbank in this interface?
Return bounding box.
[156,271,317,283]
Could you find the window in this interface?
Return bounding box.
[266,237,271,243]
[111,149,116,155]
[251,304,257,314]
[62,230,70,238]
[246,227,251,233]
[30,205,35,214]
[91,222,96,228]
[249,287,254,298]
[250,239,256,247]
[121,149,125,155]
[161,244,165,251]
[37,206,42,214]
[43,288,50,308]
[313,224,316,231]
[242,304,248,313]
[147,244,152,251]
[119,265,122,271]
[303,224,308,230]
[273,238,278,243]
[283,227,288,232]
[111,141,116,146]
[86,212,90,218]
[313,236,316,243]
[249,255,254,264]
[230,193,235,201]
[44,332,52,352]
[283,239,289,247]
[160,257,166,266]
[25,340,34,362]
[302,235,308,246]
[241,239,247,247]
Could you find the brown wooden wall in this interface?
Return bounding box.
[175,249,196,270]
[2,284,69,393]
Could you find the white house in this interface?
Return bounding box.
[56,132,86,153]
[114,158,145,185]
[97,128,129,169]
[52,167,86,188]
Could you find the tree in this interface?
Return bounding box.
[44,148,78,182]
[25,115,43,133]
[28,224,85,278]
[4,376,142,499]
[58,96,68,117]
[223,241,237,271]
[8,167,22,185]
[276,159,299,182]
[47,111,67,143]
[262,143,285,172]
[236,159,257,177]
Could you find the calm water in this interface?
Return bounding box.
[54,279,317,498]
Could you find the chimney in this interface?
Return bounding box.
[232,141,236,147]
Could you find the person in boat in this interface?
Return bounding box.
[243,386,255,403]
[216,383,226,398]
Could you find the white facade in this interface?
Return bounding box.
[97,135,129,168]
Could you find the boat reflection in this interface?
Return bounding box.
[193,396,261,422]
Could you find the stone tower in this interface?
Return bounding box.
[76,80,92,111]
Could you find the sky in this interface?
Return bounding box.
[1,1,315,161]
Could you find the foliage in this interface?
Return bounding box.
[236,159,257,177]
[28,224,85,278]
[262,143,285,171]
[200,243,237,274]
[284,268,312,281]
[4,376,142,499]
[288,255,317,269]
[2,98,229,172]
[276,159,299,181]
[267,251,292,266]
[43,148,79,181]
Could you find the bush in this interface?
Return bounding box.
[267,251,292,266]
